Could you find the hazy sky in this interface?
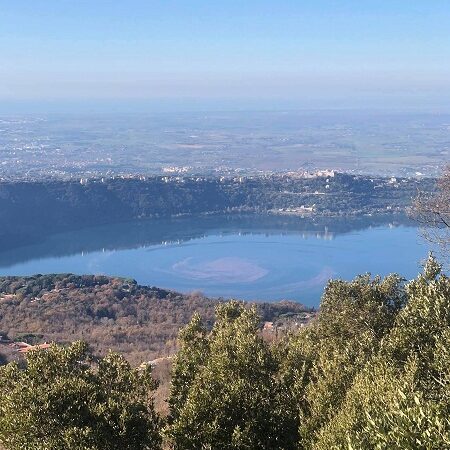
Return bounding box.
[2,1,450,111]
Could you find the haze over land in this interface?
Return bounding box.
[0,111,448,179]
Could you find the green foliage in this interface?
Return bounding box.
[0,341,162,450]
[313,255,450,449]
[279,272,406,448]
[167,301,297,449]
[168,313,209,421]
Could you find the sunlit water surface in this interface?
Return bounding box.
[0,215,430,307]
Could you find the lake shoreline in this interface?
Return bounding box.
[0,214,428,307]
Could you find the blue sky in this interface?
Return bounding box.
[1,0,450,111]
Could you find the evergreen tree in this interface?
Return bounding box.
[279,271,406,448]
[0,341,162,450]
[167,301,297,449]
[314,255,450,449]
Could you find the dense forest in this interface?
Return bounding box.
[0,173,433,248]
[0,274,312,366]
[0,256,448,449]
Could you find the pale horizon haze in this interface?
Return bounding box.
[1,1,450,112]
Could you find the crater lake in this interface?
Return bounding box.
[0,215,431,307]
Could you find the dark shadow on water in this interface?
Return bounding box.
[0,213,415,268]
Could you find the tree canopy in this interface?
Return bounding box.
[167,301,298,449]
[0,342,162,450]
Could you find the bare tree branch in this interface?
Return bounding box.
[411,165,450,262]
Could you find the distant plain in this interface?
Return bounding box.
[0,110,448,179]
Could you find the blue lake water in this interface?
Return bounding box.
[0,215,430,307]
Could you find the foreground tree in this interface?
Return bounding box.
[0,341,162,450]
[277,271,407,448]
[314,256,450,449]
[413,165,450,259]
[167,301,297,449]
